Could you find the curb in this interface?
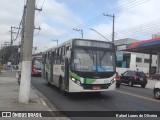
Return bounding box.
[31,85,71,119]
[31,85,58,111]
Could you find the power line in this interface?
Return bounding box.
[57,0,151,40]
[76,0,150,29]
[115,17,160,33]
[114,23,160,39]
[117,26,160,39]
[103,18,160,38]
[13,21,22,41]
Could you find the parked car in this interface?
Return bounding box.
[153,82,160,100]
[12,65,19,69]
[115,72,121,88]
[120,70,147,88]
[150,73,160,80]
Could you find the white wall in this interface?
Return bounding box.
[116,52,156,75]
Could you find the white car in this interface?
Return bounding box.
[153,82,160,100]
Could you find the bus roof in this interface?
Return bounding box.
[42,38,113,54]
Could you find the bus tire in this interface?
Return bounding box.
[46,73,50,86]
[59,79,66,95]
[47,82,51,86]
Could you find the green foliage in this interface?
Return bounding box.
[0,45,19,64]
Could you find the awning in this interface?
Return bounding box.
[125,38,160,54]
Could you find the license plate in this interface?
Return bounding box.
[93,86,100,90]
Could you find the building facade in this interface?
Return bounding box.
[115,38,157,75]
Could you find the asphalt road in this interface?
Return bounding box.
[31,77,160,120]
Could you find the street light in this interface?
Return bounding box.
[51,39,58,45]
[73,28,83,38]
[103,13,115,43]
[89,28,110,41]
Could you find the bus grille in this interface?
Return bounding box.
[82,84,110,90]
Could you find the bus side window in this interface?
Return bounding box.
[59,48,62,56]
[42,54,46,64]
[57,49,59,57]
[46,52,50,64]
[59,47,64,65]
[62,46,65,55]
[55,49,57,58]
[59,48,61,64]
[61,47,65,65]
[55,49,59,64]
[66,46,71,61]
[52,51,55,64]
[49,52,52,62]
[45,53,48,64]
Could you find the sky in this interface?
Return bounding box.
[1,0,160,53]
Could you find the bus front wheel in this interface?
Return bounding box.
[59,79,66,95]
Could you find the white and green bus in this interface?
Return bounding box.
[42,39,116,94]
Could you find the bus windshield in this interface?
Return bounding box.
[71,48,115,72]
[34,59,42,70]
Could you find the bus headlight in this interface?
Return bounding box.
[71,77,81,85]
[71,78,75,81]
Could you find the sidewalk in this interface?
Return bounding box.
[0,70,69,120]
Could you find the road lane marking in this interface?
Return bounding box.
[116,90,160,103]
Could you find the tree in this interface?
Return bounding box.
[0,45,19,65]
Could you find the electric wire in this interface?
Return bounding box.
[57,0,151,40]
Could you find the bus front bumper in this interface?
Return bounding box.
[68,80,116,93]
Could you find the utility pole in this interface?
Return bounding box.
[51,39,58,45]
[32,46,37,54]
[73,28,83,38]
[10,26,18,71]
[19,6,40,68]
[19,0,36,103]
[10,26,13,69]
[19,5,27,72]
[103,13,115,43]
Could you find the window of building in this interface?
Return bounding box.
[136,57,142,63]
[144,59,150,63]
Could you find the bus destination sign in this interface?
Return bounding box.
[74,40,112,48]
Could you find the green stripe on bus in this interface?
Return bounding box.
[69,72,80,80]
[84,78,96,84]
[69,72,96,84]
